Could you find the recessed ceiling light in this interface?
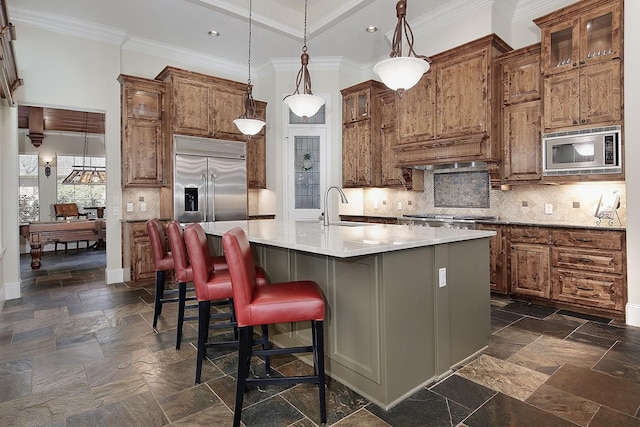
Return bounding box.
[366,26,378,33]
[208,30,220,37]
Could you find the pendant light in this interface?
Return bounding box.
[62,112,106,185]
[234,0,266,136]
[373,0,431,93]
[283,0,324,118]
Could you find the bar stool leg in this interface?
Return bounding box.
[195,300,211,384]
[176,281,187,350]
[261,324,271,375]
[314,320,327,425]
[152,270,166,329]
[233,326,253,427]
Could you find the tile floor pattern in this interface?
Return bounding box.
[1,249,640,426]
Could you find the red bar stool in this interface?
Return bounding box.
[222,227,326,427]
[146,218,177,331]
[184,223,270,384]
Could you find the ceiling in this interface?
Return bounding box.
[7,0,549,72]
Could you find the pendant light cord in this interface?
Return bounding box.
[247,0,252,85]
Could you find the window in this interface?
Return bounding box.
[294,136,321,209]
[285,97,329,220]
[56,155,106,209]
[19,154,39,223]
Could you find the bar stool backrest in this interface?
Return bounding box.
[167,221,193,284]
[146,218,172,271]
[221,227,259,327]
[183,223,215,293]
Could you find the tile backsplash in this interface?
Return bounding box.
[361,169,627,227]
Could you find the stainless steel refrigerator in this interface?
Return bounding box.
[173,135,247,223]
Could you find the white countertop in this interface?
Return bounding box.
[201,219,495,258]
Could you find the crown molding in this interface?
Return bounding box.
[406,0,493,42]
[9,7,126,46]
[513,0,573,21]
[123,36,246,81]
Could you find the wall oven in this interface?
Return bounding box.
[542,126,621,176]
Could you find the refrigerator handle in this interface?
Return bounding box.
[208,173,216,222]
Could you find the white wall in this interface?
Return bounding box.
[12,25,124,286]
[623,0,640,326]
[0,104,20,301]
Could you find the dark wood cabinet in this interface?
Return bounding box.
[499,45,543,184]
[535,0,623,133]
[118,75,166,188]
[500,224,626,319]
[509,226,551,298]
[478,223,507,294]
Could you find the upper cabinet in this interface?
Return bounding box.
[118,74,167,188]
[341,80,422,190]
[156,67,250,141]
[499,45,543,184]
[535,0,623,132]
[155,66,268,190]
[246,101,267,189]
[393,34,511,187]
[536,0,621,76]
[341,81,385,188]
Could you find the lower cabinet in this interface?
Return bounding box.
[550,228,626,314]
[497,224,627,319]
[478,223,507,294]
[122,220,166,284]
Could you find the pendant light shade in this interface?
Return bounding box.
[234,0,266,136]
[62,112,106,185]
[374,0,431,93]
[283,0,325,118]
[373,57,430,91]
[284,93,325,118]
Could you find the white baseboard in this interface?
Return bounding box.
[105,268,125,285]
[625,303,640,327]
[3,280,21,300]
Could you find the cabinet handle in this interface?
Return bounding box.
[577,286,594,292]
[576,238,592,243]
[579,257,594,263]
[579,60,586,65]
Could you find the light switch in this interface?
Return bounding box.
[140,202,147,212]
[126,202,134,212]
[544,203,553,214]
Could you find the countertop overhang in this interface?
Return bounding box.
[201,219,495,258]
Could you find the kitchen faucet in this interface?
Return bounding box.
[322,186,349,226]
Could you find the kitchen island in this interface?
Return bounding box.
[203,219,494,410]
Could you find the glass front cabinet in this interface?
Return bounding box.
[537,0,621,76]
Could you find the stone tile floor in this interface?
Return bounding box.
[1,248,640,426]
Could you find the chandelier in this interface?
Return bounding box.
[283,0,324,118]
[62,112,106,185]
[233,0,266,136]
[373,0,431,93]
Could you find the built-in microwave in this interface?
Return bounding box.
[542,126,622,176]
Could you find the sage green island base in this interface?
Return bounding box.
[207,221,491,410]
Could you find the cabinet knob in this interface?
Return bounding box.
[581,119,586,124]
[573,62,577,67]
[572,120,578,125]
[579,60,586,65]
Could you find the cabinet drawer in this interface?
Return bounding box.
[551,247,623,274]
[550,229,624,250]
[551,269,624,311]
[509,226,549,244]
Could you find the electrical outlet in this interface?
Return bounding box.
[140,202,147,212]
[373,201,378,210]
[126,202,134,212]
[397,201,403,210]
[544,203,553,214]
[439,268,447,287]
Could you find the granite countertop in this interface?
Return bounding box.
[475,218,626,231]
[201,219,495,258]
